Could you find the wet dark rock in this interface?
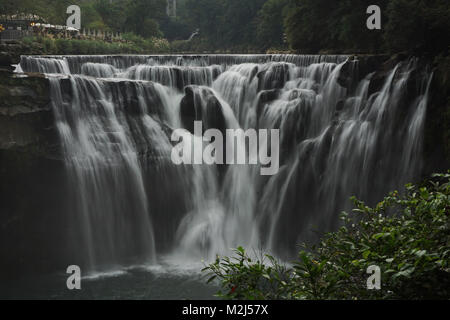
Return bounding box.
[248,65,259,82]
[366,53,408,95]
[259,89,279,104]
[180,86,196,132]
[0,69,60,158]
[335,100,345,112]
[59,78,73,101]
[0,52,15,71]
[0,69,67,280]
[113,80,164,118]
[337,59,357,89]
[354,54,391,82]
[333,100,345,120]
[180,85,227,135]
[256,89,279,118]
[170,67,184,91]
[288,89,315,101]
[0,42,45,69]
[423,55,450,174]
[258,63,290,90]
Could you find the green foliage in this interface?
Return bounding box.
[94,0,129,32]
[159,17,191,41]
[183,0,266,50]
[23,35,170,55]
[79,1,107,30]
[0,0,166,38]
[203,173,450,300]
[1,0,171,53]
[255,0,289,50]
[124,0,166,38]
[285,0,336,53]
[140,19,163,39]
[284,0,388,53]
[183,0,224,48]
[385,0,450,54]
[202,247,294,299]
[2,0,449,53]
[0,0,72,25]
[170,39,201,53]
[283,0,449,54]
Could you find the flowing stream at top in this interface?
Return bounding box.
[19,54,431,272]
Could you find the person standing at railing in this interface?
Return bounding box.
[0,24,4,42]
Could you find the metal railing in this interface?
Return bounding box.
[0,30,32,41]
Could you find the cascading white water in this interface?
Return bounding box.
[19,54,431,268]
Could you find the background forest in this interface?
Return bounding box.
[1,0,449,54]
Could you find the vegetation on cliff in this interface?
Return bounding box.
[0,0,168,39]
[20,34,170,55]
[203,173,450,300]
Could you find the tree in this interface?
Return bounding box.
[94,0,129,32]
[80,2,106,30]
[284,0,341,53]
[183,0,265,50]
[184,0,224,47]
[220,0,266,48]
[203,173,450,300]
[283,0,449,54]
[385,0,450,54]
[0,0,18,14]
[141,18,162,38]
[256,0,289,50]
[336,0,388,53]
[124,0,166,38]
[159,17,192,41]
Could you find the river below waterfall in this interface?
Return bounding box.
[7,54,431,298]
[1,263,218,300]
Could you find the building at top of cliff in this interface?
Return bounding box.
[0,13,46,31]
[0,13,47,42]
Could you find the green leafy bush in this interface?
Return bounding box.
[203,173,450,300]
[20,35,170,55]
[203,247,294,299]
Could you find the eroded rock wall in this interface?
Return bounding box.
[0,69,68,280]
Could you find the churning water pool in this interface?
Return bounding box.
[1,263,219,300]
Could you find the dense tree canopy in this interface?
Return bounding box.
[255,0,289,50]
[0,0,166,38]
[384,0,450,54]
[284,0,389,53]
[284,0,449,54]
[1,0,449,54]
[179,0,449,54]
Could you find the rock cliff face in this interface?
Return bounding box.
[425,56,450,174]
[0,69,68,280]
[0,42,45,72]
[349,54,450,174]
[0,70,57,155]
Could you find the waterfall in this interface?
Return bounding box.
[18,54,432,269]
